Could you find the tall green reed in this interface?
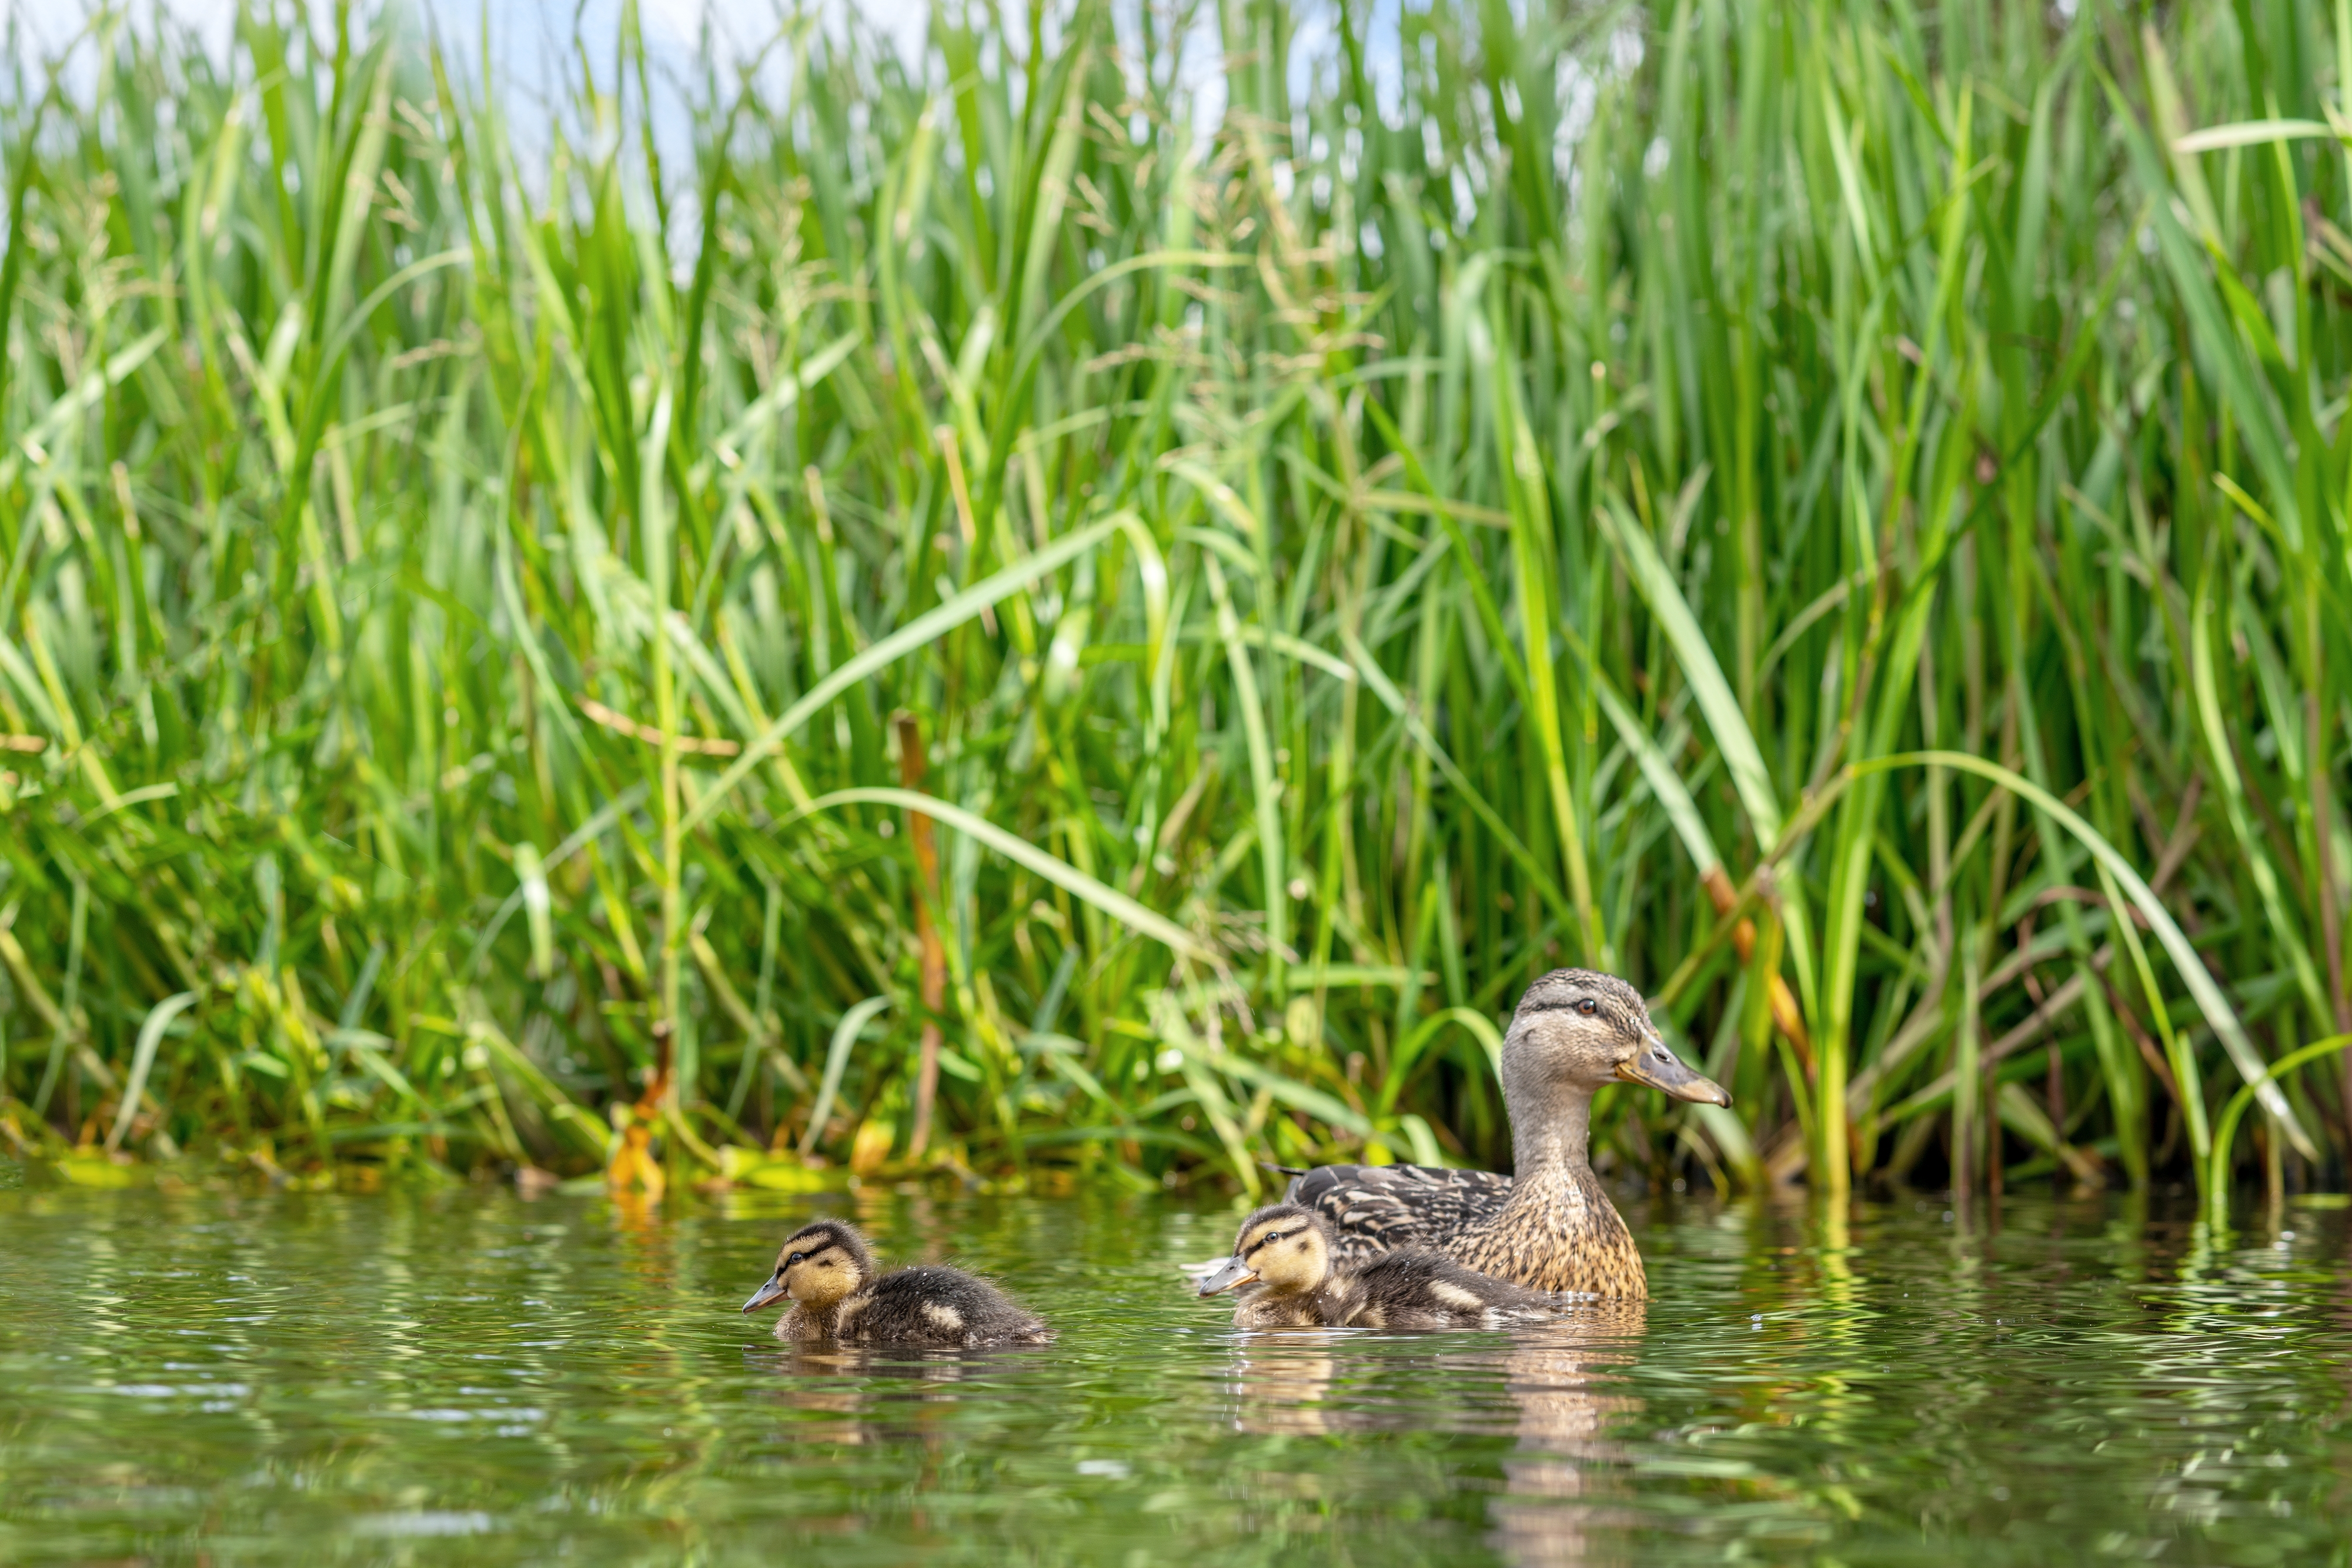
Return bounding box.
[2,0,2350,1210]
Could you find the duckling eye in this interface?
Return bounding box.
[786,1252,806,1266]
[1576,998,1599,1017]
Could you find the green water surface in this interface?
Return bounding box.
[2,1173,2348,1565]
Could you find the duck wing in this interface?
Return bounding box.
[1361,1248,1557,1308]
[1282,1163,1515,1262]
[865,1266,1052,1346]
[1351,1248,1562,1326]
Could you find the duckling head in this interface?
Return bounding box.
[1508,969,1730,1108]
[1198,1202,1331,1299]
[741,1218,875,1314]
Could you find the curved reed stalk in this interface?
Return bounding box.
[1,1,2349,1205]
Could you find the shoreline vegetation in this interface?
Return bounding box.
[5,0,2352,1211]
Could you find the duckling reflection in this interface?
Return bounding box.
[744,1345,880,1445]
[745,1341,1041,1447]
[1222,1343,1348,1435]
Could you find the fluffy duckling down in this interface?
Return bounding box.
[1198,1202,1565,1330]
[741,1219,1051,1347]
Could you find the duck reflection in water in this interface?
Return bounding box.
[1220,1342,1348,1436]
[1214,1306,1644,1562]
[1490,1305,1645,1568]
[746,1341,1044,1447]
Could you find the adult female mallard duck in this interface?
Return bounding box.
[740,1219,1051,1347]
[1198,1202,1563,1329]
[1283,969,1728,1298]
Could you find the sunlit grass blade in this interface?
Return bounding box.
[4,0,2348,1209]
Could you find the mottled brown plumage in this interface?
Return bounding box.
[740,1219,1052,1347]
[1199,1203,1565,1329]
[1284,969,1729,1298]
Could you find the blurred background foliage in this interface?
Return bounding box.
[4,0,2352,1208]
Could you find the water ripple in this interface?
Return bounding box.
[0,1185,2346,1566]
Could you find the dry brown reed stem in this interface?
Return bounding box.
[1701,865,1813,1081]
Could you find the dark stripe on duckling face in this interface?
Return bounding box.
[1232,1203,1319,1256]
[777,1221,858,1262]
[744,1219,871,1312]
[780,1235,839,1268]
[1241,1225,1291,1259]
[1230,1206,1330,1295]
[1201,1205,1317,1296]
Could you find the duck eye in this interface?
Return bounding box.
[1576,998,1599,1016]
[787,1252,805,1266]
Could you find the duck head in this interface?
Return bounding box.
[1198,1202,1332,1299]
[741,1218,875,1314]
[1506,969,1730,1108]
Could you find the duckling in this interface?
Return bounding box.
[1197,1202,1563,1330]
[1282,969,1730,1298]
[740,1219,1051,1348]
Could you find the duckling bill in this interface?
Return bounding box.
[1200,1203,1563,1330]
[741,1219,1051,1347]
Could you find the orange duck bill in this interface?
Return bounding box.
[1616,1038,1732,1106]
